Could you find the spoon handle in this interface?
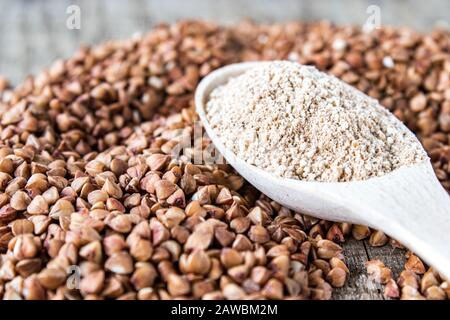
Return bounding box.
[361,163,450,281]
[378,196,450,281]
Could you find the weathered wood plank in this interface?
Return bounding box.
[333,239,385,300]
[364,240,407,281]
[2,0,449,84]
[0,1,29,83]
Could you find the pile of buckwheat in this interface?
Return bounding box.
[0,20,449,300]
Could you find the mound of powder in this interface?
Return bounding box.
[206,61,427,182]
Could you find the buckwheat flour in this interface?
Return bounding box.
[206,61,427,182]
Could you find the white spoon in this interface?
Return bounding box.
[195,61,450,281]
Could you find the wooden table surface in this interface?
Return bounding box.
[1,0,448,300]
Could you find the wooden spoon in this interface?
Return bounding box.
[195,61,450,280]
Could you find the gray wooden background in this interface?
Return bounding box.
[0,0,448,299]
[1,0,449,85]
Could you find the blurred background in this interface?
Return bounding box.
[0,0,449,84]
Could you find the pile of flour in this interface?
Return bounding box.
[206,61,427,182]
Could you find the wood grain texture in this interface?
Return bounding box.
[334,240,384,300]
[1,0,445,299]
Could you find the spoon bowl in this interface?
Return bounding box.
[195,62,450,280]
